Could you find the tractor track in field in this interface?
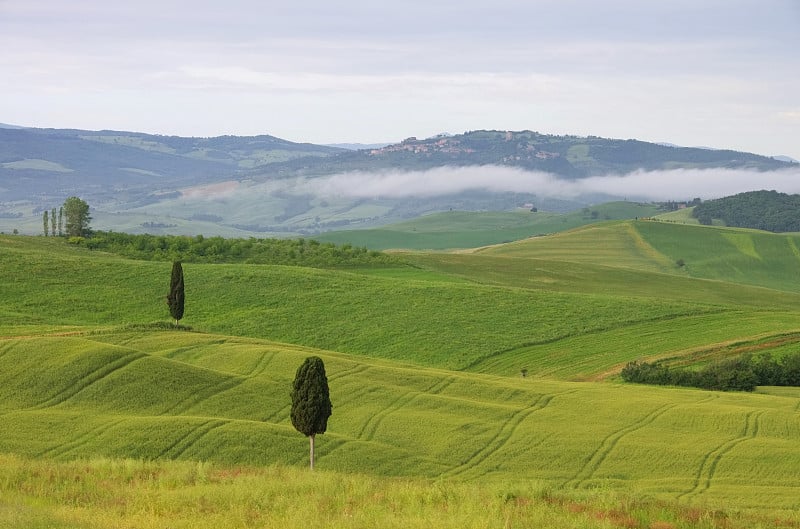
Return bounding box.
[565,402,678,489]
[37,417,129,459]
[327,364,370,383]
[677,410,763,501]
[161,375,248,416]
[34,352,147,409]
[0,339,24,361]
[460,310,730,373]
[440,390,572,480]
[247,351,276,378]
[357,376,456,442]
[322,365,375,408]
[332,383,375,409]
[0,331,88,341]
[158,419,227,460]
[264,403,290,423]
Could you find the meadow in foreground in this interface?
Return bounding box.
[1,455,795,529]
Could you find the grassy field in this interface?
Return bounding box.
[7,455,791,529]
[316,201,663,250]
[2,223,800,526]
[481,219,800,293]
[2,330,800,516]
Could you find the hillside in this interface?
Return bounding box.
[479,219,800,293]
[1,127,795,237]
[3,201,800,523]
[315,202,663,250]
[693,190,800,232]
[0,127,341,206]
[271,130,791,177]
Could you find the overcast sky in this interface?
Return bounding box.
[1,0,798,159]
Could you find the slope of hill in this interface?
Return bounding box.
[480,219,800,293]
[274,129,790,177]
[3,226,800,516]
[0,127,342,204]
[693,190,800,232]
[315,202,662,250]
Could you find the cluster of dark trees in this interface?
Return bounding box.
[72,231,398,267]
[621,351,800,392]
[692,190,800,232]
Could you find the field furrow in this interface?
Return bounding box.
[427,376,456,395]
[265,403,290,423]
[35,352,146,409]
[678,410,763,500]
[37,418,129,459]
[248,351,276,377]
[357,390,416,441]
[327,364,370,383]
[161,375,248,416]
[356,376,455,441]
[441,393,555,479]
[159,420,227,460]
[565,402,678,488]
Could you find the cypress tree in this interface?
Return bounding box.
[290,356,332,470]
[166,261,185,326]
[50,208,56,237]
[43,210,49,236]
[58,207,63,236]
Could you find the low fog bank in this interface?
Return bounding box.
[302,165,800,203]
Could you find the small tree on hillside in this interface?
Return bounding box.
[290,356,332,470]
[166,261,185,326]
[42,210,49,236]
[58,206,63,236]
[63,196,91,237]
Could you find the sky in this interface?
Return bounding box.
[1,0,799,160]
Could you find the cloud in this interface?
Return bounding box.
[302,166,800,202]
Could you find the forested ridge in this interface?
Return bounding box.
[692,190,800,232]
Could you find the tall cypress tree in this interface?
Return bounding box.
[290,356,332,470]
[58,206,63,236]
[166,261,185,326]
[42,210,49,236]
[50,208,56,237]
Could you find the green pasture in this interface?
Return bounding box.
[1,331,800,515]
[5,456,790,529]
[316,202,662,250]
[2,233,748,372]
[482,219,800,293]
[3,225,800,522]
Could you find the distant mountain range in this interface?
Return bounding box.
[0,126,796,237]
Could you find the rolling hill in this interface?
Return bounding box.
[315,201,664,250]
[2,218,800,526]
[1,127,795,237]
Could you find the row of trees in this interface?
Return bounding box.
[43,197,92,237]
[75,230,398,268]
[621,351,800,392]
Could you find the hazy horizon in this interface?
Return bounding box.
[1,1,798,160]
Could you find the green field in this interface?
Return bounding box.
[315,201,663,250]
[2,220,800,527]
